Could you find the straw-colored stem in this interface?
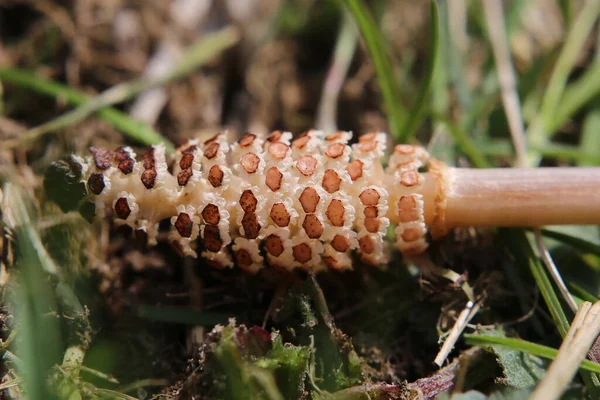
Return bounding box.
[388,163,600,234]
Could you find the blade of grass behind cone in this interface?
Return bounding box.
[527,0,600,163]
[0,68,173,152]
[399,0,440,141]
[579,108,600,167]
[539,229,600,258]
[1,27,239,152]
[343,0,408,141]
[464,334,600,374]
[549,63,600,136]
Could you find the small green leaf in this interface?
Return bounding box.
[465,334,600,374]
[479,329,546,388]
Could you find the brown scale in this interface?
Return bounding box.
[364,218,380,233]
[208,165,224,187]
[234,249,253,269]
[203,225,223,252]
[331,234,350,253]
[202,204,220,225]
[238,133,257,147]
[325,143,345,159]
[270,203,291,227]
[401,227,422,242]
[88,173,105,195]
[299,187,319,213]
[400,170,420,187]
[177,145,197,186]
[322,170,341,193]
[293,243,312,264]
[347,160,364,181]
[302,214,324,239]
[114,147,135,174]
[359,189,380,206]
[267,143,289,159]
[364,206,378,218]
[240,153,260,174]
[204,142,220,159]
[266,167,283,191]
[265,234,284,257]
[174,213,193,238]
[90,147,113,170]
[326,199,345,227]
[265,130,283,142]
[240,190,258,213]
[358,235,375,254]
[239,190,262,239]
[398,196,419,223]
[204,132,221,145]
[114,198,131,219]
[141,148,157,189]
[325,131,345,141]
[292,132,310,149]
[296,155,317,176]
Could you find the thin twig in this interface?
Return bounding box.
[434,301,481,367]
[534,230,578,313]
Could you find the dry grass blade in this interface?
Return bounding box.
[531,301,600,400]
[316,11,358,133]
[482,0,527,167]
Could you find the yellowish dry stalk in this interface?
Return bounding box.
[388,162,600,237]
[530,301,600,400]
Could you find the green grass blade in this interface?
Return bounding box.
[343,0,408,140]
[499,229,571,337]
[568,282,600,303]
[549,62,600,134]
[18,27,239,147]
[527,0,600,154]
[539,229,600,257]
[464,334,600,374]
[578,108,600,166]
[399,0,440,141]
[6,184,60,400]
[432,114,490,168]
[481,140,600,164]
[0,68,174,152]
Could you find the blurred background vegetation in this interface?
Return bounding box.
[0,0,599,399]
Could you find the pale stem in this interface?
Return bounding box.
[387,165,600,233]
